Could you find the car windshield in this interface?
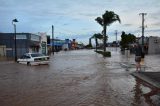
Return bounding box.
[31,53,45,57]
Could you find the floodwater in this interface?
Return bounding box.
[0,48,160,106]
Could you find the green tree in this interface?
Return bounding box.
[120,31,136,50]
[95,10,121,52]
[91,33,103,51]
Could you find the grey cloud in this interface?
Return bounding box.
[79,13,99,17]
[1,0,160,42]
[146,29,160,32]
[122,24,133,27]
[150,22,160,26]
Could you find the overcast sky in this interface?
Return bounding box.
[0,0,160,44]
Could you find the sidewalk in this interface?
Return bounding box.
[132,72,160,88]
[130,54,160,89]
[114,50,160,89]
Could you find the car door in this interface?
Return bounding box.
[18,55,25,64]
[24,54,32,64]
[19,54,30,64]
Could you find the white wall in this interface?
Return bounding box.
[148,36,160,54]
[0,45,6,56]
[38,32,48,54]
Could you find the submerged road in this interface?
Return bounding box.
[0,49,160,106]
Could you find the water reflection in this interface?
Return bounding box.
[132,78,143,105]
[132,78,160,106]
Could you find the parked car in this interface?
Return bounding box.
[17,53,50,66]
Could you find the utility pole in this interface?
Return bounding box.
[139,13,147,58]
[52,25,54,55]
[12,19,18,62]
[115,30,118,51]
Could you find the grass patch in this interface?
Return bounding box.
[95,50,111,57]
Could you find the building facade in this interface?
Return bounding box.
[38,32,47,55]
[50,38,72,52]
[0,33,40,58]
[148,36,160,54]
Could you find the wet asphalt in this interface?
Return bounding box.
[0,48,160,106]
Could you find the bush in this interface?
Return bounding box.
[85,44,92,49]
[95,50,111,57]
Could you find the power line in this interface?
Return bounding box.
[139,13,147,58]
[139,13,147,45]
[115,30,118,51]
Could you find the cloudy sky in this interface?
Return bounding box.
[0,0,160,44]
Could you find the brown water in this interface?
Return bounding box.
[0,48,160,106]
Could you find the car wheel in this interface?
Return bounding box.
[17,61,19,63]
[27,62,31,66]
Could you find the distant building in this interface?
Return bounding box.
[71,39,78,49]
[111,40,120,47]
[77,43,84,49]
[62,39,72,50]
[50,38,72,52]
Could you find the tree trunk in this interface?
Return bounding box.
[103,25,107,52]
[95,38,98,51]
[89,38,92,46]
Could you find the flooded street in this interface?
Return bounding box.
[0,48,160,106]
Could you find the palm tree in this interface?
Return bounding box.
[95,10,121,52]
[91,33,103,51]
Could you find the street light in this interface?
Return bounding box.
[52,25,54,55]
[12,18,18,62]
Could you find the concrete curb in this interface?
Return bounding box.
[131,72,160,88]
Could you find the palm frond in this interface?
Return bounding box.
[95,17,103,26]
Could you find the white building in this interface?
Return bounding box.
[38,32,48,55]
[148,36,160,54]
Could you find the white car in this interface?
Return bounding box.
[17,53,50,65]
